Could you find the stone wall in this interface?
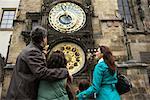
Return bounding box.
[7,23,26,64]
[91,0,127,61]
[92,0,118,20]
[127,0,150,63]
[7,0,42,63]
[128,34,150,62]
[117,62,150,100]
[128,0,150,31]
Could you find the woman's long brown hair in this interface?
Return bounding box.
[100,46,116,75]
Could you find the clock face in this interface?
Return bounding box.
[48,42,86,75]
[49,2,86,33]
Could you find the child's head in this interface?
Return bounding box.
[47,50,67,68]
[78,79,90,92]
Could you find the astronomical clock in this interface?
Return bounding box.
[23,0,94,77]
[48,1,86,33]
[40,0,94,76]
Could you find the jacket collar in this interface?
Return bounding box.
[29,42,43,51]
[98,58,104,63]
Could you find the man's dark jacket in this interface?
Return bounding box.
[6,42,68,100]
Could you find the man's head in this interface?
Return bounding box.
[30,26,47,47]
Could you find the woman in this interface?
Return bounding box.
[77,46,120,100]
[38,51,70,100]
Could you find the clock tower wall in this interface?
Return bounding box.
[4,0,127,97]
[5,0,127,93]
[92,0,127,61]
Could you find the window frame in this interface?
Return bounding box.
[0,8,16,30]
[117,0,133,27]
[148,0,150,8]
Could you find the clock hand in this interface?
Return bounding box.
[61,5,66,11]
[61,5,64,11]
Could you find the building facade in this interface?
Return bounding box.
[0,0,150,99]
[0,0,20,59]
[0,0,20,99]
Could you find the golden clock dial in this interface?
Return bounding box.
[48,42,86,75]
[49,2,86,33]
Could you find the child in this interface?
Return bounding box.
[38,50,70,100]
[78,79,90,92]
[77,79,95,100]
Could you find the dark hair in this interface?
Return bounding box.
[47,50,67,68]
[99,46,116,75]
[78,79,90,92]
[30,26,47,44]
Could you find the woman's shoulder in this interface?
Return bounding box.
[94,63,107,73]
[97,60,108,69]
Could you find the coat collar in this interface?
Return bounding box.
[29,42,43,51]
[98,58,104,63]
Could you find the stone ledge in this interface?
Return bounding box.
[100,18,122,21]
[117,60,149,68]
[127,30,150,35]
[3,64,15,69]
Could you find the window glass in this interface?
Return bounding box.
[0,10,15,28]
[117,0,132,25]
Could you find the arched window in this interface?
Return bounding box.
[118,0,132,26]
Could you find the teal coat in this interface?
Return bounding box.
[77,58,120,100]
[38,79,69,100]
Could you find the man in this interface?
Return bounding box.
[6,26,69,100]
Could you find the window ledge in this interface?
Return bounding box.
[4,64,15,69]
[127,30,150,35]
[0,28,13,31]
